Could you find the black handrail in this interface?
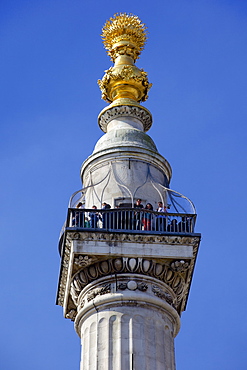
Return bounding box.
[58,208,197,255]
[67,208,197,233]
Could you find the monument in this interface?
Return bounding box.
[56,13,201,369]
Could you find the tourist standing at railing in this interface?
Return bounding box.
[156,201,167,231]
[72,202,84,227]
[101,202,111,228]
[134,199,144,230]
[142,203,153,230]
[168,219,178,232]
[89,206,99,228]
[179,216,191,232]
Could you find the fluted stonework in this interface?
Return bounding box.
[76,298,178,369]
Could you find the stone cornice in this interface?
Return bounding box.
[98,105,152,132]
[70,258,188,312]
[56,231,200,317]
[56,239,72,307]
[67,230,200,246]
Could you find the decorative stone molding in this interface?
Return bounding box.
[79,299,85,309]
[170,260,189,273]
[70,257,187,312]
[179,246,200,313]
[117,280,148,292]
[56,240,72,307]
[87,283,111,302]
[74,255,92,267]
[71,232,81,240]
[75,275,178,322]
[137,282,148,291]
[56,232,200,316]
[66,309,77,321]
[67,231,199,246]
[98,105,152,133]
[152,285,174,306]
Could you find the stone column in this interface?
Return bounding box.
[74,275,180,370]
[57,230,200,370]
[56,13,201,370]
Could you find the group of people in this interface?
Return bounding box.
[73,199,169,231]
[134,199,168,231]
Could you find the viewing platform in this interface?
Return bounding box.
[57,206,201,314]
[59,208,198,255]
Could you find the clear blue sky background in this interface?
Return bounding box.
[1,0,247,369]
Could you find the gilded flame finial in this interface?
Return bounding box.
[101,13,147,62]
[98,13,152,108]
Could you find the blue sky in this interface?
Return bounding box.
[1,0,247,369]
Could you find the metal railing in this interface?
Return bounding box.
[66,208,197,233]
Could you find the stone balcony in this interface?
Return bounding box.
[56,208,201,320]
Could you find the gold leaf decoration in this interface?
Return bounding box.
[101,13,147,61]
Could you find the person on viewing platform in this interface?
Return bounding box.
[142,203,153,230]
[156,201,167,231]
[72,202,83,226]
[101,202,111,228]
[89,205,98,228]
[168,218,178,232]
[134,199,144,230]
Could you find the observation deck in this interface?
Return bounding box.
[59,207,198,255]
[57,205,200,317]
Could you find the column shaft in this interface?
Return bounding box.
[78,306,177,370]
